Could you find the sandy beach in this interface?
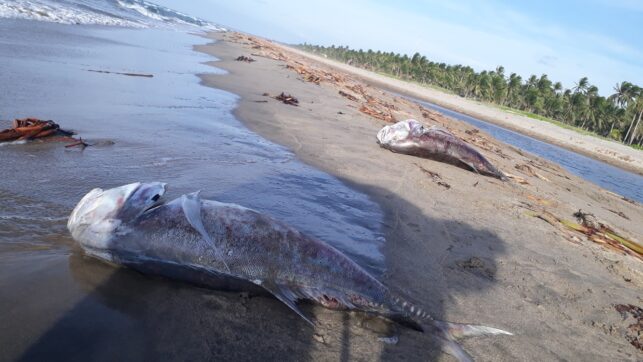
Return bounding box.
[196,31,643,361]
[280,45,643,177]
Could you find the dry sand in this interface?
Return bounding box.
[196,32,642,361]
[281,45,643,176]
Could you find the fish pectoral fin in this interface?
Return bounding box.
[261,282,315,327]
[181,191,230,272]
[463,162,480,174]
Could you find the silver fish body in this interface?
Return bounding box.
[68,182,511,361]
[377,119,505,179]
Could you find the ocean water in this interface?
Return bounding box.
[0,0,223,29]
[0,5,386,360]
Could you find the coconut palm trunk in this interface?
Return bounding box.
[628,110,642,144]
[623,112,637,143]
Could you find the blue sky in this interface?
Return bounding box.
[157,0,643,94]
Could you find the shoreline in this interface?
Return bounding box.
[196,31,643,360]
[279,44,643,176]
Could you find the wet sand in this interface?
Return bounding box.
[196,32,643,361]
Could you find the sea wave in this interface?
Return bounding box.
[0,0,224,30]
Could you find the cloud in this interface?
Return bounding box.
[537,55,558,68]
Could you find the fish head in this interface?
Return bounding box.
[67,182,166,255]
[376,119,423,145]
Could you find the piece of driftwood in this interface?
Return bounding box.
[65,137,90,149]
[338,90,358,102]
[1,118,70,142]
[235,55,256,62]
[275,92,299,106]
[87,69,153,78]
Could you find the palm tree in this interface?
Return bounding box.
[625,89,642,144]
[297,43,642,145]
[573,77,590,94]
[609,82,633,109]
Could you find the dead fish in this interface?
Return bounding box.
[68,182,512,361]
[377,119,505,179]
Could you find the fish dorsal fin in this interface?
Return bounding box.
[259,281,315,327]
[181,191,230,273]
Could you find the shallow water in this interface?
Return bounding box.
[0,19,385,360]
[413,100,643,203]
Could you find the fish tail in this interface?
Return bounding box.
[432,321,512,362]
[390,295,512,361]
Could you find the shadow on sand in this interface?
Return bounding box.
[18,181,506,362]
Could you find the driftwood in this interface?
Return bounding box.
[275,92,299,106]
[0,118,86,147]
[338,90,358,102]
[64,137,90,149]
[1,118,70,142]
[87,69,153,78]
[235,55,256,62]
[359,105,394,122]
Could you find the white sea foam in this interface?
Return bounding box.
[0,0,144,27]
[0,0,224,30]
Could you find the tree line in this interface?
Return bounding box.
[297,44,643,147]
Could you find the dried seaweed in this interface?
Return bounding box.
[416,164,451,189]
[528,208,642,260]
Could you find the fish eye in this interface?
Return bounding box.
[151,194,160,202]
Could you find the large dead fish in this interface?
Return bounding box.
[68,182,512,361]
[377,119,505,179]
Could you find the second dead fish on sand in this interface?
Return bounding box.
[377,119,506,179]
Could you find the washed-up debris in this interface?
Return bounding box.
[275,92,299,106]
[338,90,358,102]
[515,164,550,182]
[285,64,322,84]
[235,55,256,62]
[87,69,153,78]
[526,195,555,207]
[504,173,529,184]
[528,208,642,260]
[606,208,630,220]
[313,333,326,344]
[604,190,637,205]
[614,304,643,351]
[416,164,451,189]
[64,137,90,149]
[0,118,75,143]
[360,105,394,122]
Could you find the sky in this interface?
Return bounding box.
[156,0,643,95]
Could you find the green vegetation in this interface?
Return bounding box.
[297,44,643,148]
